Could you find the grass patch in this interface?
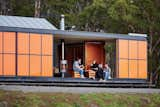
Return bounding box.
[0,90,159,107]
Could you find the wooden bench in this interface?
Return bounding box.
[85,70,96,78]
[71,71,81,78]
[71,69,96,78]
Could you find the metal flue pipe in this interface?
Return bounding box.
[60,14,65,30]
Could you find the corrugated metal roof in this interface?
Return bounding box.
[0,15,57,30]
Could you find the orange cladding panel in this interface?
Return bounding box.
[0,54,2,75]
[85,42,104,68]
[138,41,147,60]
[42,35,53,55]
[3,32,16,53]
[18,55,29,76]
[118,59,128,78]
[4,54,15,76]
[138,60,147,79]
[0,32,2,53]
[30,55,41,76]
[18,33,29,54]
[129,60,138,78]
[129,40,138,59]
[42,56,52,77]
[30,33,41,55]
[118,40,128,59]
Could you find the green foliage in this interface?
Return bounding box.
[11,0,34,16]
[108,0,138,22]
[1,90,160,107]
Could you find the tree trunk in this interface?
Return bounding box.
[149,27,153,85]
[0,0,9,15]
[34,0,41,17]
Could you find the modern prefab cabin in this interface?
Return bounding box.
[0,15,147,81]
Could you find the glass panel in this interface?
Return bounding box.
[0,54,2,75]
[30,33,41,55]
[18,33,29,54]
[42,35,53,55]
[138,60,147,79]
[0,32,2,53]
[138,41,147,60]
[4,54,15,76]
[30,55,41,76]
[118,40,128,59]
[129,60,138,78]
[3,32,16,53]
[18,55,29,76]
[118,59,128,78]
[129,40,138,59]
[42,56,52,77]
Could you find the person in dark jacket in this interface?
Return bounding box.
[96,64,104,81]
[90,60,99,72]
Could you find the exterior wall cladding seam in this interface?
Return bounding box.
[0,31,53,77]
[117,39,147,79]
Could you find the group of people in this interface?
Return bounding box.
[73,58,112,81]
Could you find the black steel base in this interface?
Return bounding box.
[0,77,155,88]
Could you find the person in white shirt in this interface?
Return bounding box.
[103,63,112,80]
[73,58,85,78]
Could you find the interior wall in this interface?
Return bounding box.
[58,43,84,72]
[85,42,105,69]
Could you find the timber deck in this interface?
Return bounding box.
[0,77,155,88]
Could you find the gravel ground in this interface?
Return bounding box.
[0,85,160,94]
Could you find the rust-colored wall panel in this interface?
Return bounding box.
[129,40,138,59]
[129,60,138,78]
[118,40,128,59]
[42,35,53,55]
[18,55,29,76]
[118,59,128,78]
[138,41,147,60]
[30,33,41,55]
[138,60,147,79]
[0,54,2,75]
[85,42,105,69]
[18,33,29,54]
[3,32,16,53]
[4,54,15,76]
[0,32,2,53]
[30,55,41,76]
[42,56,52,77]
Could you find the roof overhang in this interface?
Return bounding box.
[53,30,147,41]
